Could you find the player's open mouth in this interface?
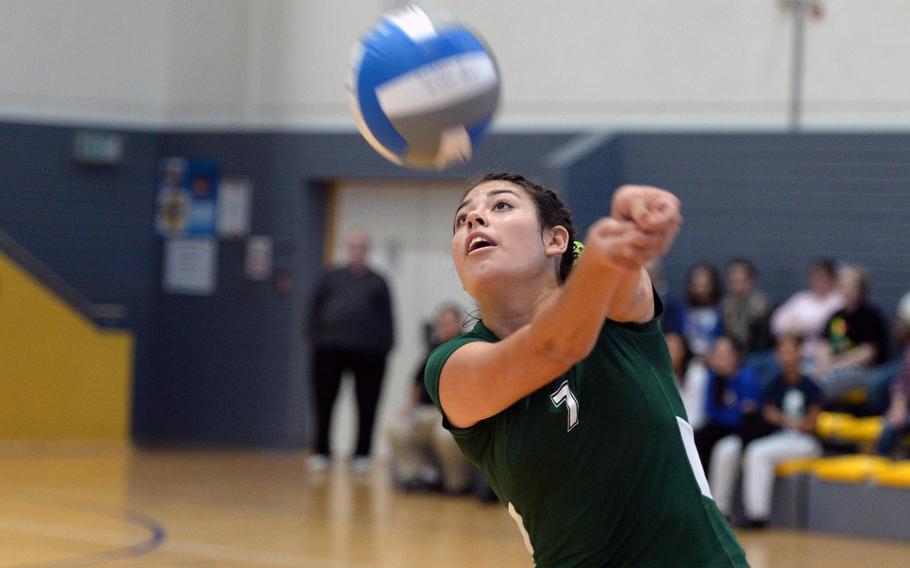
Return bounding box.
[467,232,497,255]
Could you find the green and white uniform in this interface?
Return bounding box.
[425,297,749,567]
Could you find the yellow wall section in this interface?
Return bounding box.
[0,251,132,440]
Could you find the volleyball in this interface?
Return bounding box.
[347,5,500,170]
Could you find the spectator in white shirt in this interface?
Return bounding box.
[771,258,844,365]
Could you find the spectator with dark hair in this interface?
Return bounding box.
[815,265,889,402]
[665,331,708,429]
[771,258,844,364]
[721,259,773,355]
[877,292,910,458]
[710,335,822,526]
[387,305,474,493]
[695,336,762,475]
[681,262,725,357]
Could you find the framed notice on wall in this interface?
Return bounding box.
[218,178,252,239]
[245,235,273,281]
[163,238,218,295]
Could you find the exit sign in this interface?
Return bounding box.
[73,131,124,166]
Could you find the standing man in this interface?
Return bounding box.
[306,230,394,472]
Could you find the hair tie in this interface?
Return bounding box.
[572,241,585,266]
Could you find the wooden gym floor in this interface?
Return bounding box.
[0,445,908,567]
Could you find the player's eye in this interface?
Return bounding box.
[455,213,468,227]
[492,200,512,211]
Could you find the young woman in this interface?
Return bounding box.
[425,173,748,567]
[681,262,725,357]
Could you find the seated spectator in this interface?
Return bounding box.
[681,262,725,357]
[710,336,823,526]
[695,336,762,474]
[771,258,844,365]
[877,292,910,458]
[665,331,708,429]
[386,306,473,493]
[814,265,889,402]
[722,258,773,355]
[866,296,909,414]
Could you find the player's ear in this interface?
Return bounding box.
[544,225,569,259]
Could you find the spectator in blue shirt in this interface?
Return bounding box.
[694,336,762,474]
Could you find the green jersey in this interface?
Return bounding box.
[425,301,749,568]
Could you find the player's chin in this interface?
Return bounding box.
[464,264,508,293]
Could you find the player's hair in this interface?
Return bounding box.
[471,173,577,283]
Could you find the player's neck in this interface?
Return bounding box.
[476,278,559,339]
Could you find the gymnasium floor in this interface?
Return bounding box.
[0,445,908,567]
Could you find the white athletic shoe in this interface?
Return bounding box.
[305,454,330,473]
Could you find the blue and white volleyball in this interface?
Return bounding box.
[348,5,500,170]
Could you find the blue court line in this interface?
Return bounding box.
[5,503,166,567]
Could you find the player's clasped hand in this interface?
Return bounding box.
[585,185,682,271]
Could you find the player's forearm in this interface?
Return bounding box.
[604,267,653,323]
[524,255,626,367]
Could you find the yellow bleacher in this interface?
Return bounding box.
[815,411,886,447]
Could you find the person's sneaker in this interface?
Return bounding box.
[351,456,372,474]
[305,454,330,473]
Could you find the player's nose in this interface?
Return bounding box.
[466,211,487,230]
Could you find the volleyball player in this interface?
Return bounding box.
[425,173,749,567]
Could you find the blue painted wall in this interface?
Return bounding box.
[564,133,910,318]
[149,131,575,446]
[0,121,160,439]
[3,122,906,447]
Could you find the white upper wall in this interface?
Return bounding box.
[1,0,909,130]
[164,0,254,125]
[0,0,171,126]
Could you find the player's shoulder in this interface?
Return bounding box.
[427,321,497,366]
[424,320,497,407]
